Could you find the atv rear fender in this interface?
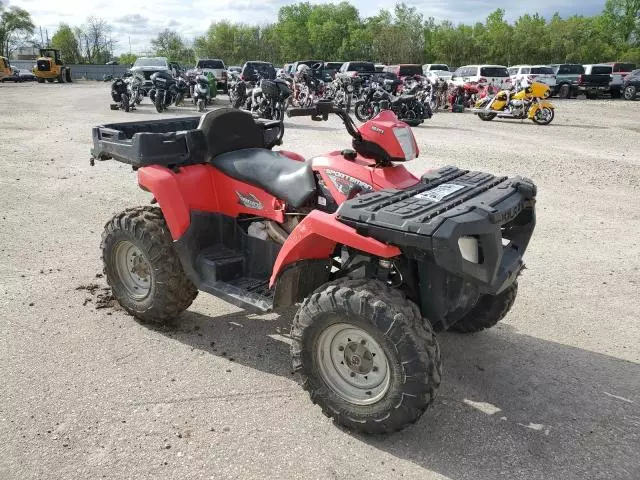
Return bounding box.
[269,210,401,287]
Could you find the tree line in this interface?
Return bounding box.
[2,1,639,68]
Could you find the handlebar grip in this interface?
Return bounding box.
[287,108,318,118]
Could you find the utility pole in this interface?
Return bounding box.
[39,26,44,47]
[45,29,49,48]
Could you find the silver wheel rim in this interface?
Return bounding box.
[624,87,635,100]
[113,241,152,300]
[315,323,391,405]
[536,107,553,123]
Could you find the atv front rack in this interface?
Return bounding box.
[337,166,537,294]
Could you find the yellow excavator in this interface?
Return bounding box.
[32,48,72,83]
[0,56,11,81]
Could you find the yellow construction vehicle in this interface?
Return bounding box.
[32,48,72,83]
[0,56,11,81]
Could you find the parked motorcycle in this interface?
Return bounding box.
[323,74,355,113]
[248,76,292,120]
[471,81,555,125]
[149,71,177,113]
[193,74,211,112]
[354,83,427,126]
[110,78,132,112]
[174,76,189,106]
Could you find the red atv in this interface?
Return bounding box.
[91,102,536,433]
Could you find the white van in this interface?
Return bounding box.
[451,64,512,88]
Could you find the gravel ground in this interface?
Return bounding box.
[1,81,639,480]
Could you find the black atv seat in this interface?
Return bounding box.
[212,148,315,208]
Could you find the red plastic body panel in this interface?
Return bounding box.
[270,210,401,287]
[311,154,419,204]
[358,110,420,160]
[137,164,285,239]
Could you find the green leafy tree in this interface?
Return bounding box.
[51,23,81,63]
[151,28,194,65]
[0,5,35,57]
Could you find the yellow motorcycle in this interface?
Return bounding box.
[471,81,555,125]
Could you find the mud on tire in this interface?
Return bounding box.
[101,206,197,324]
[291,279,441,434]
[450,281,518,333]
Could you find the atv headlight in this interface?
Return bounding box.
[393,126,417,160]
[347,85,354,92]
[458,236,479,263]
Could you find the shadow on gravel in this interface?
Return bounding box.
[151,309,640,480]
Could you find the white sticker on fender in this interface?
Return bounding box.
[414,183,465,202]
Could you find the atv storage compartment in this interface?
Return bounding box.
[337,165,536,299]
[90,114,284,168]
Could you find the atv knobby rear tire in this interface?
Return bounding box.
[450,281,518,333]
[291,279,441,434]
[101,206,197,324]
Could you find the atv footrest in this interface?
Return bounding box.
[200,278,273,313]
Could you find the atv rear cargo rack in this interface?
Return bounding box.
[90,114,283,168]
[337,166,537,294]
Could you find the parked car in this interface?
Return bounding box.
[622,69,640,100]
[228,65,241,74]
[606,62,636,98]
[424,70,452,84]
[130,57,171,94]
[508,65,557,90]
[241,61,276,83]
[339,61,376,81]
[550,64,584,98]
[195,59,227,92]
[423,63,449,73]
[579,64,613,98]
[383,64,424,80]
[451,65,512,88]
[374,64,386,73]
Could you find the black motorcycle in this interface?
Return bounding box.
[174,76,189,106]
[149,71,177,113]
[354,83,426,126]
[249,77,292,121]
[110,77,135,112]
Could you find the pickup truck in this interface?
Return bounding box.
[578,64,613,98]
[606,62,636,98]
[550,64,584,98]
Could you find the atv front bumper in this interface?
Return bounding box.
[337,166,536,295]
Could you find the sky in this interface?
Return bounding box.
[5,0,607,55]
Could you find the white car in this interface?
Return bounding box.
[451,65,512,88]
[422,63,449,73]
[424,70,452,84]
[508,65,557,89]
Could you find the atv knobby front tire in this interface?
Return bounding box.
[450,281,518,333]
[101,206,197,324]
[291,279,441,434]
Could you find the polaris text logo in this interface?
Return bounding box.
[371,125,384,134]
[236,192,263,210]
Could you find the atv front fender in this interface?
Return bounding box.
[269,210,401,287]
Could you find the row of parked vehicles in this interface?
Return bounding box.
[423,62,639,100]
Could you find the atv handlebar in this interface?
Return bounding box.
[287,101,362,141]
